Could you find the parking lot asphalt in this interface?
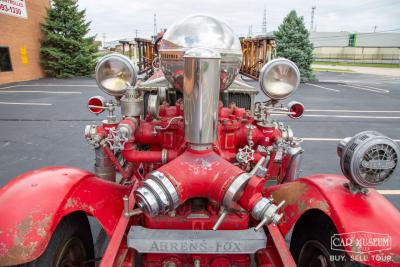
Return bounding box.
[0,72,399,209]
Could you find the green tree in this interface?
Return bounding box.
[40,0,97,78]
[274,10,315,81]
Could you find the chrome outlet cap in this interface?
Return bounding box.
[134,171,179,217]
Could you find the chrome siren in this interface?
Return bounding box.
[337,131,399,189]
[159,15,243,91]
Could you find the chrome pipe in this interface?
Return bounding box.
[183,48,221,147]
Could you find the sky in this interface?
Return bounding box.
[77,0,400,42]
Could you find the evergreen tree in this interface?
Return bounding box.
[274,10,315,81]
[40,0,97,78]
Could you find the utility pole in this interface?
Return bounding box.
[248,25,253,37]
[102,33,106,48]
[135,29,138,38]
[373,25,377,32]
[153,13,157,40]
[262,7,267,34]
[310,6,316,32]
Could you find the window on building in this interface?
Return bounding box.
[0,47,13,72]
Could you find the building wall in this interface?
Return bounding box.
[314,47,400,64]
[0,0,49,85]
[310,32,400,48]
[309,32,350,47]
[357,33,400,47]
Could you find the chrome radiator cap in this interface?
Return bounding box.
[159,15,243,91]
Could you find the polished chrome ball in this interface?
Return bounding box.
[159,15,243,91]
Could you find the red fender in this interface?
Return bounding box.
[0,166,130,266]
[264,174,400,266]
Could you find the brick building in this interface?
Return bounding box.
[0,0,50,85]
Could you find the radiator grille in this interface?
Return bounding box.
[228,93,252,110]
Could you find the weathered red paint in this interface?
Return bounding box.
[266,224,296,267]
[264,174,400,266]
[100,182,138,267]
[0,167,129,266]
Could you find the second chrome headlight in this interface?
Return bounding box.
[258,58,300,100]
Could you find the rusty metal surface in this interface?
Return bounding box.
[264,174,400,266]
[240,36,276,80]
[0,167,129,266]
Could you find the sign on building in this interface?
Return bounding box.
[0,0,28,19]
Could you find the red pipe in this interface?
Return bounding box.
[122,146,178,163]
[156,149,244,204]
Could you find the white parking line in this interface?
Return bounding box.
[377,190,400,195]
[0,101,52,106]
[319,80,380,84]
[307,109,400,113]
[301,137,400,142]
[355,84,391,92]
[340,84,389,94]
[0,84,96,90]
[301,138,342,141]
[0,90,82,94]
[305,83,340,92]
[303,114,400,119]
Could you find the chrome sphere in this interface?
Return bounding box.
[159,15,243,91]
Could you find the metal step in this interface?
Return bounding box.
[127,226,267,254]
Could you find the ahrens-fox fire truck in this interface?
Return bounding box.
[0,15,399,267]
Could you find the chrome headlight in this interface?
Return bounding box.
[95,53,137,96]
[258,58,300,100]
[338,131,399,188]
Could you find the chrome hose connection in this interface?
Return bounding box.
[134,171,179,217]
[252,197,285,231]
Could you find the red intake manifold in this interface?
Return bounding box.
[134,148,244,217]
